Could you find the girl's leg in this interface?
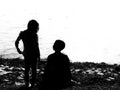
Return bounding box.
[31,59,37,87]
[24,58,30,88]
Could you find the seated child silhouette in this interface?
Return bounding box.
[40,40,71,90]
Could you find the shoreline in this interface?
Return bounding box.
[0,57,120,90]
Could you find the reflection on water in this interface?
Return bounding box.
[0,27,53,60]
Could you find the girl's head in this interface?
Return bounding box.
[27,19,39,33]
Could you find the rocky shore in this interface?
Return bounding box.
[0,58,120,90]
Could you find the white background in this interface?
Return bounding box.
[0,0,120,64]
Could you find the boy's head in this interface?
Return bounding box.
[53,40,65,52]
[27,19,39,33]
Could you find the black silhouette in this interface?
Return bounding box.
[15,20,40,88]
[40,40,71,90]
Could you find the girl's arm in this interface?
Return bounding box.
[15,32,22,54]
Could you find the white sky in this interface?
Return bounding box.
[0,0,120,64]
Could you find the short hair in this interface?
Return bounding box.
[53,40,65,51]
[27,19,39,33]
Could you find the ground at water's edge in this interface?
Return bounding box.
[1,58,120,90]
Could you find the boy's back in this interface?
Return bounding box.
[42,40,71,89]
[46,52,70,77]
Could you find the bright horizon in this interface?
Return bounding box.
[0,0,120,64]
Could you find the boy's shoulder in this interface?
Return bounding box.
[19,30,25,34]
[47,53,54,57]
[48,52,68,58]
[21,30,28,33]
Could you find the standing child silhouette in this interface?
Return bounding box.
[15,20,40,88]
[41,40,71,90]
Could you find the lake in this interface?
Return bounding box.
[0,27,54,59]
[1,27,120,64]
